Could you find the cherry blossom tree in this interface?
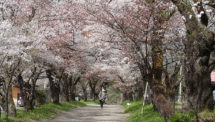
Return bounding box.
[170,0,215,113]
[81,0,186,120]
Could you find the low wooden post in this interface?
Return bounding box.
[142,82,148,113]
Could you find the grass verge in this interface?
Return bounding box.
[0,101,86,122]
[122,100,215,122]
[121,100,164,122]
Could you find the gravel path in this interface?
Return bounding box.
[49,104,129,122]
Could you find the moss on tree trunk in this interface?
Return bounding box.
[171,0,215,112]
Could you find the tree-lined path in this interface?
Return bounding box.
[49,104,129,122]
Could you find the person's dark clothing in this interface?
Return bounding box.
[99,91,105,108]
[100,99,104,108]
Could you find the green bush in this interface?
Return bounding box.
[35,90,46,98]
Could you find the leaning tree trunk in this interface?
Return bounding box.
[171,0,215,112]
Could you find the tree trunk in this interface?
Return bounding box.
[134,79,143,100]
[70,86,76,101]
[17,67,41,111]
[165,65,181,105]
[45,89,52,103]
[25,100,33,111]
[90,87,96,100]
[90,90,97,100]
[8,86,16,116]
[46,70,60,104]
[50,82,60,104]
[183,70,213,111]
[122,93,127,101]
[83,89,88,101]
[137,82,144,100]
[59,74,69,102]
[1,77,17,117]
[68,75,80,101]
[52,91,60,104]
[171,0,215,112]
[88,77,99,101]
[150,32,175,120]
[80,81,88,101]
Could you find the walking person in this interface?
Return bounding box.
[98,88,106,109]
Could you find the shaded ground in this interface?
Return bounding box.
[49,104,129,122]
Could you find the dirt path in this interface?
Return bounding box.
[49,104,129,122]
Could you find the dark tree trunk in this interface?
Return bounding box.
[183,71,213,111]
[171,0,215,112]
[150,30,175,120]
[60,74,69,102]
[25,99,33,111]
[83,89,88,101]
[121,91,133,101]
[88,77,99,101]
[133,79,143,101]
[70,86,76,101]
[122,93,127,101]
[80,81,88,101]
[68,75,80,101]
[51,83,60,104]
[182,19,214,112]
[165,65,181,105]
[18,74,32,111]
[90,88,96,100]
[137,82,144,100]
[17,66,41,111]
[46,70,60,104]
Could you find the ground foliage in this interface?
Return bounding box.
[0,101,86,122]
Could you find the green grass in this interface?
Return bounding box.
[121,100,165,122]
[80,99,99,104]
[122,100,215,122]
[0,101,86,122]
[169,111,195,122]
[170,109,215,122]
